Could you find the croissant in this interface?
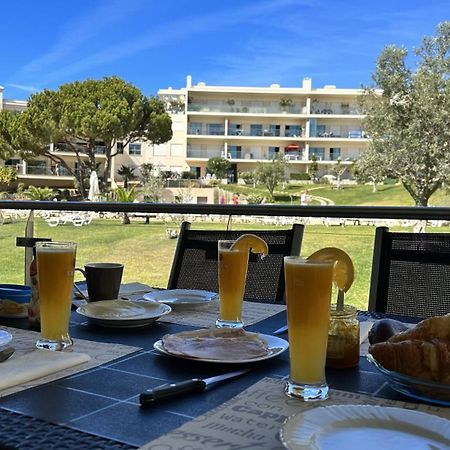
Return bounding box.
[369,339,450,385]
[388,313,450,343]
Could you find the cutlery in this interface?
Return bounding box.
[0,347,15,362]
[273,325,288,335]
[139,369,249,406]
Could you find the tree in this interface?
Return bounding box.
[359,22,450,206]
[329,157,347,189]
[3,77,172,199]
[142,172,165,202]
[308,154,319,182]
[254,156,287,200]
[0,166,17,191]
[117,165,136,189]
[139,163,154,184]
[111,187,137,224]
[26,186,55,200]
[352,150,387,192]
[206,157,230,180]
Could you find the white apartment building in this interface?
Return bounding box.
[157,75,369,182]
[1,76,369,189]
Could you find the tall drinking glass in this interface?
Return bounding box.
[36,242,77,351]
[284,256,333,401]
[216,240,249,328]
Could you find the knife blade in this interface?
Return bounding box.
[139,369,249,406]
[273,324,288,335]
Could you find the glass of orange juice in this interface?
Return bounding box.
[284,256,334,401]
[36,241,77,351]
[216,240,249,328]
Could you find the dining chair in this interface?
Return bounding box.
[368,226,450,318]
[167,221,304,304]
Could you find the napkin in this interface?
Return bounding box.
[360,320,374,345]
[0,349,91,391]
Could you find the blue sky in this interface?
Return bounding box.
[1,0,448,100]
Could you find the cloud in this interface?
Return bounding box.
[16,0,146,77]
[18,0,306,87]
[6,83,39,93]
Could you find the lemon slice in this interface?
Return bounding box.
[307,247,354,292]
[230,234,269,256]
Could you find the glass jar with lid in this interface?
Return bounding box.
[326,304,360,369]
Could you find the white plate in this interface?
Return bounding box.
[76,299,171,328]
[280,405,450,450]
[153,332,288,363]
[143,289,217,307]
[0,330,12,346]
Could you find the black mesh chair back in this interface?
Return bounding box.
[369,227,450,318]
[167,222,304,303]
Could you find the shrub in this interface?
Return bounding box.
[290,172,310,181]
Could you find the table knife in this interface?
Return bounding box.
[139,369,249,406]
[273,324,288,335]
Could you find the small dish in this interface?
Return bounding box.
[76,299,171,328]
[153,333,288,363]
[0,284,32,318]
[280,404,450,450]
[143,289,217,307]
[367,354,450,406]
[0,330,13,346]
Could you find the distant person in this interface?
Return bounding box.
[233,193,239,205]
[300,190,312,205]
[55,163,61,176]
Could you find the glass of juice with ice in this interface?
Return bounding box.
[36,241,77,351]
[284,256,333,401]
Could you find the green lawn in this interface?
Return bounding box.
[226,183,450,207]
[2,217,448,311]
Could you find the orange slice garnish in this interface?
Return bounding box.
[307,247,354,292]
[230,234,269,256]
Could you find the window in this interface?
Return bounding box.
[268,124,280,136]
[154,144,167,156]
[250,124,262,136]
[268,146,280,158]
[207,123,224,135]
[330,148,341,160]
[228,123,242,135]
[189,122,202,134]
[228,146,242,158]
[285,125,301,137]
[116,142,124,154]
[129,143,141,155]
[310,147,325,160]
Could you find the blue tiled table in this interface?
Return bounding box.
[0,309,421,450]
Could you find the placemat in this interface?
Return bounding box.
[0,326,140,398]
[140,377,450,450]
[159,300,286,327]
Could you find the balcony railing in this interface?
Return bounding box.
[188,103,307,115]
[4,164,74,177]
[1,200,449,223]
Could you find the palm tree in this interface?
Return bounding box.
[112,187,138,224]
[26,186,55,200]
[117,165,136,189]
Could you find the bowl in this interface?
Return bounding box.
[0,284,32,318]
[367,354,450,406]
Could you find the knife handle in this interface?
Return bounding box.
[139,379,206,406]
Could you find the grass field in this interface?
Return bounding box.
[2,216,448,310]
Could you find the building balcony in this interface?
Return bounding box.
[187,103,307,115]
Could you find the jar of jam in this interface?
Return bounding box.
[326,304,360,369]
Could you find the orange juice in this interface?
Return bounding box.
[218,247,249,323]
[36,243,76,345]
[285,257,333,385]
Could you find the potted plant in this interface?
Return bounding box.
[280,98,293,112]
[226,99,235,111]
